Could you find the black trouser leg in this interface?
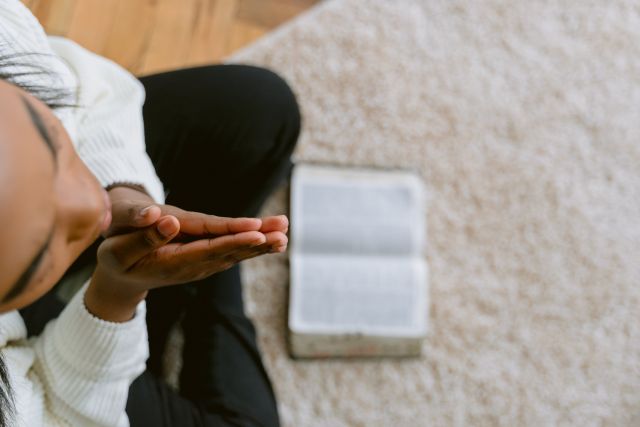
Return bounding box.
[126,65,300,427]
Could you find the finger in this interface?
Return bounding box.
[221,244,269,265]
[135,211,264,243]
[263,230,288,248]
[174,212,263,236]
[225,231,288,263]
[270,244,288,253]
[107,202,162,236]
[152,230,266,264]
[99,215,180,270]
[259,215,289,233]
[265,231,288,253]
[229,230,287,257]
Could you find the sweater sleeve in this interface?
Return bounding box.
[31,281,148,427]
[47,36,166,204]
[0,1,165,203]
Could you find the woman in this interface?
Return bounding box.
[0,1,299,426]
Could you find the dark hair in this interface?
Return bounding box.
[0,51,77,108]
[0,359,12,427]
[0,51,77,427]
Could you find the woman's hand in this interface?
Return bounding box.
[104,185,288,250]
[104,186,286,242]
[85,185,288,322]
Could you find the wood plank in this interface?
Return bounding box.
[237,0,319,28]
[227,19,267,56]
[102,0,157,73]
[138,0,199,75]
[22,0,41,10]
[186,0,238,66]
[25,0,318,74]
[29,0,77,37]
[66,0,119,53]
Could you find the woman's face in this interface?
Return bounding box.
[0,80,110,313]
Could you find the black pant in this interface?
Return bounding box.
[20,65,300,427]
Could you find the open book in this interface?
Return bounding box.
[288,164,429,358]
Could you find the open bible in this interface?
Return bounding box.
[288,164,429,358]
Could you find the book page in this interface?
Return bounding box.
[289,254,428,336]
[288,165,429,347]
[291,166,425,256]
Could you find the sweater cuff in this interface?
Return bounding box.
[82,148,166,204]
[49,280,149,380]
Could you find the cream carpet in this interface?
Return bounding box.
[222,1,640,426]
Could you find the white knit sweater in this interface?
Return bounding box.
[1,1,165,425]
[0,285,148,427]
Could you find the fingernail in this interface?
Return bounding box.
[140,206,154,217]
[157,217,175,237]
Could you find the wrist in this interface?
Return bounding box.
[107,184,154,203]
[85,270,148,323]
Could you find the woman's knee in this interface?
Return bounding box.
[149,64,301,182]
[234,65,299,118]
[228,65,301,151]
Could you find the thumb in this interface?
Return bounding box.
[106,201,162,237]
[99,215,180,270]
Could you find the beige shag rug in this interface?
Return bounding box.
[221,1,640,426]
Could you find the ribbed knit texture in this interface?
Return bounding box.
[0,281,148,427]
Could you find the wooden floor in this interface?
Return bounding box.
[23,0,319,75]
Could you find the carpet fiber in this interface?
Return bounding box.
[225,1,640,425]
